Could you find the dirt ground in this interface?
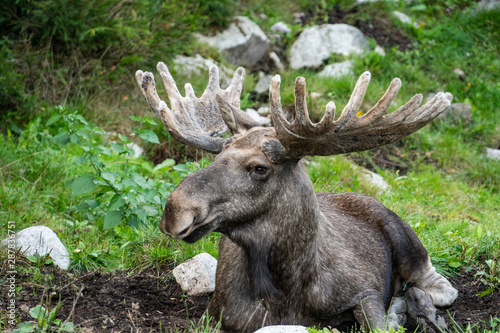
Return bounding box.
[1,261,499,333]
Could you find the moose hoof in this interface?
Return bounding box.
[405,287,447,333]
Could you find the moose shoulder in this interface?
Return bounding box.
[136,63,458,332]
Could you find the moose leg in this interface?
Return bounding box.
[405,287,447,333]
[412,258,458,307]
[353,292,400,331]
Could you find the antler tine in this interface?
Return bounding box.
[335,72,371,127]
[136,63,251,154]
[270,72,452,158]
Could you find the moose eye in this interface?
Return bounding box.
[254,166,268,175]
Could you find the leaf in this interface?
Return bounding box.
[447,257,462,268]
[103,210,122,229]
[108,194,126,211]
[74,114,88,125]
[97,145,113,156]
[139,129,160,144]
[53,132,71,145]
[46,114,62,126]
[29,305,47,319]
[72,176,95,196]
[100,172,118,183]
[142,205,159,216]
[129,115,142,122]
[144,117,158,126]
[480,287,494,297]
[154,158,175,171]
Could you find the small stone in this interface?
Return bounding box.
[453,68,465,77]
[269,52,285,71]
[245,109,272,126]
[485,148,500,160]
[270,22,292,34]
[310,92,322,99]
[126,143,144,159]
[254,325,308,333]
[392,11,420,29]
[374,45,386,56]
[257,106,270,115]
[254,72,274,94]
[293,12,306,25]
[438,103,472,124]
[359,168,390,194]
[172,253,218,296]
[318,60,353,78]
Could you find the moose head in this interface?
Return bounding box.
[136,63,457,332]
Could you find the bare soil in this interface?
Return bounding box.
[2,262,499,332]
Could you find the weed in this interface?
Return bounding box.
[475,259,500,297]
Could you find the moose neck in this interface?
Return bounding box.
[227,160,321,300]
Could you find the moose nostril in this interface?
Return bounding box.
[177,226,191,238]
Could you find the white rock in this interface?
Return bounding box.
[392,11,420,29]
[485,148,500,160]
[477,0,500,11]
[127,143,144,159]
[253,325,308,333]
[359,168,390,193]
[172,253,218,296]
[245,109,272,126]
[269,51,285,71]
[254,72,274,94]
[310,92,322,99]
[173,54,235,88]
[198,16,270,67]
[289,24,369,69]
[318,60,353,78]
[257,106,270,115]
[1,226,70,270]
[374,45,386,56]
[270,22,292,34]
[453,68,465,77]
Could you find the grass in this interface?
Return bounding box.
[1,0,500,332]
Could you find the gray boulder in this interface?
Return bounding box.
[198,16,270,67]
[318,60,353,78]
[254,72,274,94]
[1,225,70,270]
[172,253,217,296]
[173,54,235,88]
[289,24,369,69]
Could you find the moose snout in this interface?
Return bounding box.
[159,188,210,239]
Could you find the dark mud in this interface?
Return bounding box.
[1,262,499,332]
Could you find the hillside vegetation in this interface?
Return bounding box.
[0,0,499,332]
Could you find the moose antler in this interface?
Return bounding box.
[135,62,249,153]
[270,72,452,158]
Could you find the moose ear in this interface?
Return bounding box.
[216,94,260,135]
[262,139,288,163]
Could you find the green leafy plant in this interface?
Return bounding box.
[475,259,499,297]
[27,253,55,267]
[13,303,74,333]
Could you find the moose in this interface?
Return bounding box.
[135,63,458,332]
